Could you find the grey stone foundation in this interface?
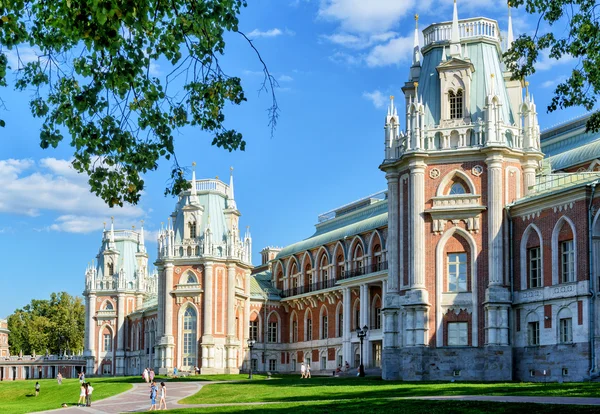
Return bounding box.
[383,346,512,381]
[513,342,590,382]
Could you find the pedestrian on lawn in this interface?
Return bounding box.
[57,372,63,385]
[85,382,94,407]
[149,380,158,411]
[149,368,155,382]
[158,382,167,410]
[306,364,311,378]
[143,368,149,383]
[78,383,86,406]
[300,362,306,378]
[35,382,40,397]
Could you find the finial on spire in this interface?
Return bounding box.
[110,217,115,244]
[229,166,237,209]
[140,220,145,248]
[507,1,514,50]
[413,82,419,99]
[449,0,462,58]
[412,14,421,67]
[191,161,197,196]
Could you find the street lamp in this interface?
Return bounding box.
[356,325,369,377]
[247,339,256,379]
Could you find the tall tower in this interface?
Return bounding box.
[155,166,253,375]
[83,220,149,376]
[380,2,542,380]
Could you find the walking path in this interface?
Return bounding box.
[36,381,600,413]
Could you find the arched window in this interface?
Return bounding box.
[353,244,364,274]
[320,307,328,340]
[305,310,313,341]
[447,253,467,292]
[372,244,382,272]
[185,273,197,284]
[320,255,329,281]
[337,254,345,279]
[189,221,197,238]
[449,182,467,195]
[182,307,197,369]
[104,301,114,311]
[305,264,313,289]
[107,262,114,276]
[449,89,463,119]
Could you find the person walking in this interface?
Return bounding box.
[35,382,40,397]
[143,368,149,383]
[85,382,94,407]
[77,383,86,407]
[56,372,63,385]
[300,362,306,379]
[306,364,311,378]
[158,382,167,410]
[149,381,158,411]
[149,368,155,382]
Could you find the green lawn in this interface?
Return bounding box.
[167,399,600,414]
[0,377,132,414]
[180,376,600,405]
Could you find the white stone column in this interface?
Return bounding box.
[410,160,426,288]
[164,263,174,337]
[203,264,214,337]
[226,264,237,371]
[116,293,125,375]
[523,161,537,195]
[86,293,96,374]
[156,265,164,338]
[386,173,400,293]
[487,154,504,286]
[342,287,352,365]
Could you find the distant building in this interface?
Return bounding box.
[0,320,9,358]
[81,3,600,382]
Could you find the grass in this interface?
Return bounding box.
[0,377,132,414]
[179,376,600,405]
[166,399,600,414]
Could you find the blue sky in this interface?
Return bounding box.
[0,0,585,317]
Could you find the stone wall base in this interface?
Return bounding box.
[382,346,512,381]
[513,342,590,382]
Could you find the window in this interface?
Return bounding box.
[292,320,298,343]
[355,309,360,330]
[338,312,343,337]
[306,318,312,341]
[269,359,277,371]
[251,359,258,371]
[308,272,313,287]
[449,182,467,195]
[107,262,114,276]
[447,253,467,292]
[559,318,573,343]
[268,322,278,343]
[528,247,541,288]
[186,273,197,284]
[374,308,382,330]
[337,255,344,278]
[528,321,540,346]
[104,334,112,351]
[104,301,114,310]
[449,89,463,119]
[561,240,575,283]
[249,320,258,341]
[321,356,326,370]
[321,256,328,280]
[292,359,297,371]
[102,364,111,375]
[189,222,197,238]
[322,315,328,339]
[447,322,468,346]
[183,307,197,368]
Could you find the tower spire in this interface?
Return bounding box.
[412,14,420,67]
[140,220,146,252]
[191,161,197,196]
[228,166,237,210]
[449,0,462,58]
[507,2,514,50]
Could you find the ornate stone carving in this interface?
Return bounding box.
[429,168,440,179]
[471,165,483,176]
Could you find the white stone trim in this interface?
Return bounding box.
[436,169,477,197]
[176,301,199,370]
[505,166,522,203]
[435,227,479,347]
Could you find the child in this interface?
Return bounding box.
[158,382,167,410]
[35,382,40,397]
[85,382,94,407]
[78,383,86,407]
[57,372,63,385]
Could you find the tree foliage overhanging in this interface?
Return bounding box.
[0,0,276,207]
[505,0,600,132]
[7,292,85,356]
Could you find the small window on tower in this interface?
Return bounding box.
[449,89,463,119]
[189,222,197,238]
[107,262,114,276]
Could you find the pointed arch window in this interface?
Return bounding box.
[449,89,463,119]
[447,253,467,292]
[107,262,114,276]
[185,273,197,284]
[182,307,197,369]
[104,301,114,311]
[449,182,467,195]
[189,222,197,238]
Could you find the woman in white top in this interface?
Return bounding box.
[77,384,86,407]
[158,382,167,410]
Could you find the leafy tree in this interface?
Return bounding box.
[0,0,277,207]
[505,0,600,132]
[6,292,85,355]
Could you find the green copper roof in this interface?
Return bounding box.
[420,42,514,127]
[250,270,280,300]
[545,132,600,171]
[276,200,388,260]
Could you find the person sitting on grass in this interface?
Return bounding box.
[35,382,40,397]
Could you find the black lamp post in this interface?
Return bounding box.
[247,339,256,379]
[356,325,368,377]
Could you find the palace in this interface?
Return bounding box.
[73,3,600,382]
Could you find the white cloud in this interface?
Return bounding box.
[4,46,41,69]
[322,31,397,49]
[0,158,146,233]
[541,75,567,89]
[365,35,413,67]
[318,0,415,34]
[278,75,294,82]
[363,90,387,108]
[535,49,575,71]
[246,28,295,38]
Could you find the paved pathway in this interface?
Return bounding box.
[36,380,600,413]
